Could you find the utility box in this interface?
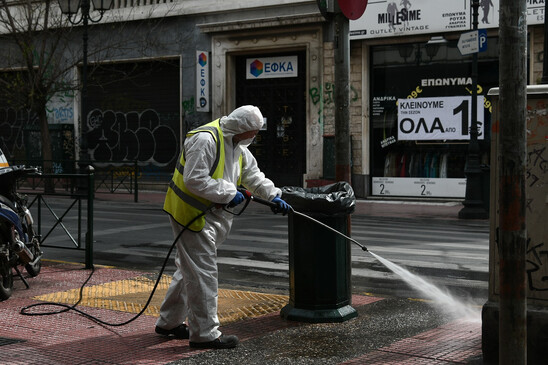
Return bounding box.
[482,86,548,363]
[280,182,357,323]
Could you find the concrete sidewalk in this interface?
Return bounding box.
[0,191,486,364]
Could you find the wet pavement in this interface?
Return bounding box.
[0,191,486,364]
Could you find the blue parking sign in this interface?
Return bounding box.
[478,29,487,53]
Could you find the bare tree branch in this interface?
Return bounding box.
[0,0,180,170]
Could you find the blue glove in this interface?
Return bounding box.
[271,196,291,215]
[228,191,245,208]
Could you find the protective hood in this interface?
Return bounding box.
[219,105,264,139]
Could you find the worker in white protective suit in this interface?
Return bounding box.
[155,105,291,349]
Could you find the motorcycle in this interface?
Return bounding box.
[0,164,42,301]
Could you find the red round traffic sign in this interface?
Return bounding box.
[338,0,368,20]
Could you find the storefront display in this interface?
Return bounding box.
[370,39,499,198]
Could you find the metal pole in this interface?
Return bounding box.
[333,5,351,184]
[498,0,528,363]
[82,0,89,153]
[37,196,42,237]
[85,165,94,269]
[134,160,138,203]
[79,0,90,171]
[459,0,488,219]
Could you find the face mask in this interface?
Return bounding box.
[237,137,255,147]
[234,137,256,157]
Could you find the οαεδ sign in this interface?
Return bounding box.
[397,96,484,141]
[246,55,298,79]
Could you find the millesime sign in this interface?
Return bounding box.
[350,0,545,39]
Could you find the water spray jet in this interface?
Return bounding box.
[243,188,480,322]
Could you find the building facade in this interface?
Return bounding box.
[0,0,545,198]
[348,0,545,199]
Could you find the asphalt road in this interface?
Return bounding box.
[34,195,489,304]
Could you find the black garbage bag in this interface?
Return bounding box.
[281,181,355,216]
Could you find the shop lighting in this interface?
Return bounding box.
[58,0,113,21]
[426,36,448,45]
[397,44,414,62]
[425,36,448,60]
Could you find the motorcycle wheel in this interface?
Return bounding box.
[0,262,13,301]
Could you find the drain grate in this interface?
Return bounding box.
[0,337,25,347]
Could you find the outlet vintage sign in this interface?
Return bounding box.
[351,0,545,39]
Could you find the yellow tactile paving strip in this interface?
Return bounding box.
[34,275,289,325]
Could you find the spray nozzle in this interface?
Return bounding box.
[237,188,279,209]
[238,188,253,199]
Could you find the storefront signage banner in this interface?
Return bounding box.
[246,55,298,79]
[196,51,210,112]
[397,96,484,141]
[372,177,466,198]
[350,0,544,39]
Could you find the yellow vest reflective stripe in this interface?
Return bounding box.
[164,119,242,231]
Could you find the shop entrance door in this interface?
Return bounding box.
[235,52,306,187]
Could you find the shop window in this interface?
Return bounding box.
[370,38,498,198]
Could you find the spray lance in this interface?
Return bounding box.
[20,187,366,325]
[237,188,368,252]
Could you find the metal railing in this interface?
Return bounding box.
[92,161,139,202]
[13,159,139,202]
[21,169,95,268]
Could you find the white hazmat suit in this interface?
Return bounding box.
[156,106,282,343]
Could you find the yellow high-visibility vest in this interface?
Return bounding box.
[164,119,242,231]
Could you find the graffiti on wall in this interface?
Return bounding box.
[527,237,548,292]
[527,145,546,190]
[182,97,195,115]
[309,82,359,125]
[526,100,547,147]
[524,100,547,295]
[46,91,75,124]
[86,108,178,167]
[0,107,38,159]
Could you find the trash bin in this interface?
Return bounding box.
[280,182,358,323]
